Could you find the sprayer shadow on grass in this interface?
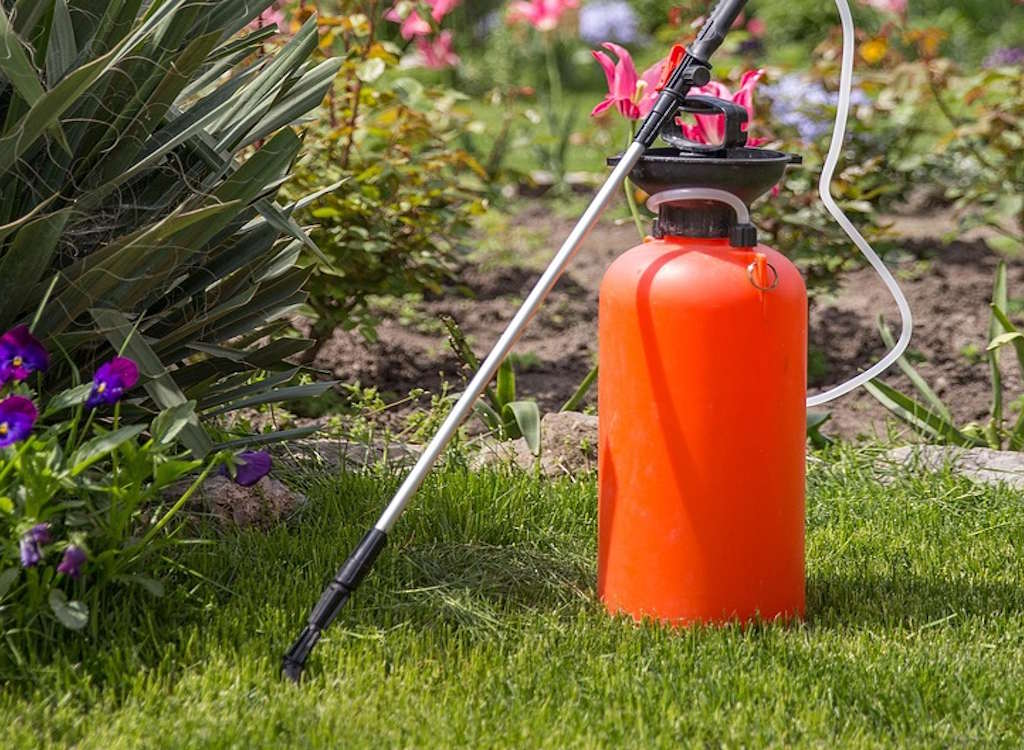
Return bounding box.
[805,570,1024,631]
[368,540,1023,637]
[373,541,597,631]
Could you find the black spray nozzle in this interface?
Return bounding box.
[281,528,388,683]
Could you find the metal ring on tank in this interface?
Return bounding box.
[747,260,780,291]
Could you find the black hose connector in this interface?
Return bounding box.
[730,223,758,248]
[281,527,388,683]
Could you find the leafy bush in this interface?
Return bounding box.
[287,6,488,348]
[0,0,339,453]
[926,64,1023,255]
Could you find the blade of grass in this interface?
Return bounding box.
[863,379,981,447]
[987,262,1008,448]
[877,316,951,421]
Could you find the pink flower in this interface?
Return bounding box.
[678,69,766,146]
[590,43,665,120]
[386,0,459,40]
[746,18,765,38]
[859,0,907,16]
[248,3,286,31]
[507,0,580,32]
[416,31,460,69]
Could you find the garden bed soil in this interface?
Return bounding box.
[312,201,1023,441]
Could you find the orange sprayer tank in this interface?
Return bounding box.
[597,234,807,625]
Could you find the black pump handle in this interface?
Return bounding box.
[633,0,749,148]
[660,95,750,155]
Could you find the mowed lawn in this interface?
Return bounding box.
[2,445,1023,748]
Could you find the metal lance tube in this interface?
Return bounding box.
[282,0,750,682]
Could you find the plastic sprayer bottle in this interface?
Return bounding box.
[596,0,912,627]
[598,98,807,624]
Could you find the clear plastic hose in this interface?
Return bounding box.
[805,0,913,407]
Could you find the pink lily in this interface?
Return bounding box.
[416,31,460,69]
[507,0,580,32]
[386,0,459,40]
[859,0,907,16]
[248,2,286,31]
[678,69,766,146]
[590,43,665,121]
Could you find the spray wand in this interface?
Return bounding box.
[282,0,914,681]
[281,0,751,682]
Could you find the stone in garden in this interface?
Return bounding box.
[884,445,1024,490]
[475,411,599,478]
[198,475,306,529]
[285,439,422,470]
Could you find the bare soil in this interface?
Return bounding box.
[312,201,1024,441]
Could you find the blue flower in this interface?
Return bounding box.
[19,523,51,568]
[86,357,140,409]
[229,451,273,487]
[57,546,87,579]
[0,325,48,386]
[0,395,38,448]
[762,74,870,143]
[579,0,641,45]
[983,47,1024,68]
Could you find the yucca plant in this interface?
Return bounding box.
[866,262,1024,450]
[0,0,341,456]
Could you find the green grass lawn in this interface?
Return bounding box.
[3,445,1024,748]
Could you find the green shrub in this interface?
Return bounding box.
[287,6,488,349]
[0,0,339,453]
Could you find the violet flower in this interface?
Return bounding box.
[579,0,641,45]
[86,357,140,409]
[230,451,273,487]
[762,74,870,143]
[57,546,87,579]
[983,47,1024,68]
[0,325,49,385]
[0,395,38,448]
[19,523,51,568]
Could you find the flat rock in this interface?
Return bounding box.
[195,475,306,529]
[884,445,1024,489]
[474,411,598,478]
[284,438,422,470]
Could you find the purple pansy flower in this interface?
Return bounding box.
[57,546,87,579]
[0,325,49,385]
[229,450,273,487]
[86,357,140,409]
[19,523,52,568]
[0,395,38,448]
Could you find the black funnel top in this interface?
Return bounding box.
[610,146,795,205]
[609,94,801,240]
